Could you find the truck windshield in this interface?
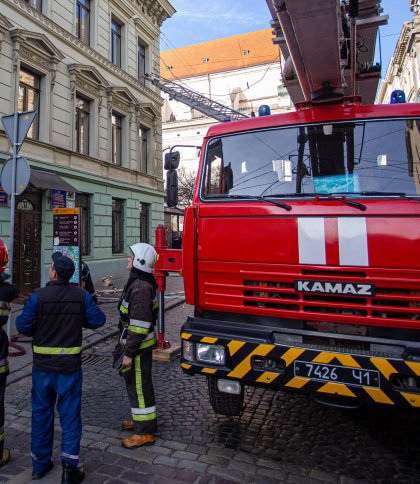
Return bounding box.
[201,118,420,199]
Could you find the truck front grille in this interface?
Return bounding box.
[201,265,420,329]
[243,279,420,316]
[242,278,420,326]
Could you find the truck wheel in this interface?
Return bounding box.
[207,377,244,416]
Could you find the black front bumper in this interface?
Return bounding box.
[180,316,420,408]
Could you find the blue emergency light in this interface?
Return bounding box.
[258,105,271,116]
[390,90,406,104]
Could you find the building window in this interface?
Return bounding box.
[112,198,124,253]
[112,112,122,166]
[76,193,91,256]
[76,0,90,45]
[75,96,90,155]
[277,85,288,97]
[25,0,42,11]
[137,40,146,83]
[139,202,149,243]
[139,125,149,173]
[111,18,121,67]
[18,68,40,140]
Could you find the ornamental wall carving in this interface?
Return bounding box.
[113,99,131,113]
[75,80,100,98]
[20,47,50,70]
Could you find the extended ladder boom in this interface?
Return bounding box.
[266,0,388,105]
[145,73,249,122]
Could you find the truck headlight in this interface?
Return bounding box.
[183,340,195,361]
[196,344,225,365]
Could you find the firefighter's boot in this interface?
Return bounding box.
[61,461,85,484]
[32,461,53,480]
[0,448,10,468]
[121,419,134,431]
[121,434,155,449]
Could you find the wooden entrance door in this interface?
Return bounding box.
[13,190,42,294]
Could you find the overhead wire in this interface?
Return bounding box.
[160,28,280,97]
[159,54,280,98]
[160,32,201,78]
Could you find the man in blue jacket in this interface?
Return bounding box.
[16,252,106,483]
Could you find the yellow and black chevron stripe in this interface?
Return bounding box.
[180,332,420,408]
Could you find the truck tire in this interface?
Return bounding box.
[207,377,244,416]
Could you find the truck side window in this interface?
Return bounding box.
[203,138,226,195]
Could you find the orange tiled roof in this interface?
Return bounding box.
[160,28,280,79]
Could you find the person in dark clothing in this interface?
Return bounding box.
[117,243,158,449]
[81,262,98,304]
[0,240,18,469]
[16,252,106,483]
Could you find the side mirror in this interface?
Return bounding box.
[164,151,180,170]
[166,169,178,207]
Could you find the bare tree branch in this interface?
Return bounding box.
[177,167,197,206]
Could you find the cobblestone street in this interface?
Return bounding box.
[2,300,420,483]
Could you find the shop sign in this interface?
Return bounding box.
[53,207,80,285]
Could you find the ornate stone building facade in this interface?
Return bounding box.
[0,0,175,290]
[376,0,420,104]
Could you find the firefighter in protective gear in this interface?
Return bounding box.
[0,241,18,468]
[118,243,159,449]
[16,252,106,482]
[81,262,98,304]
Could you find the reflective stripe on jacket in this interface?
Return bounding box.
[16,280,106,373]
[118,275,158,357]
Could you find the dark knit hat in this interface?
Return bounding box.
[52,252,75,281]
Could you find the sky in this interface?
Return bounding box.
[160,0,413,78]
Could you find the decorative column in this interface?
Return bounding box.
[152,117,159,176]
[96,88,104,159]
[9,29,25,111]
[106,88,113,163]
[68,66,78,151]
[135,103,142,171]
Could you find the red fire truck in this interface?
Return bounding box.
[158,0,420,414]
[171,100,420,414]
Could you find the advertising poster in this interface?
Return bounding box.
[0,187,7,205]
[51,189,66,208]
[53,208,80,285]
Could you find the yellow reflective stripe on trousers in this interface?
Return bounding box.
[33,346,82,355]
[119,306,129,314]
[132,412,157,421]
[139,336,157,350]
[134,355,145,409]
[0,357,8,373]
[0,309,10,316]
[128,325,149,335]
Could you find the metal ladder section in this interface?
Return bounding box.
[145,73,249,122]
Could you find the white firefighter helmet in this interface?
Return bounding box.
[129,243,157,273]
